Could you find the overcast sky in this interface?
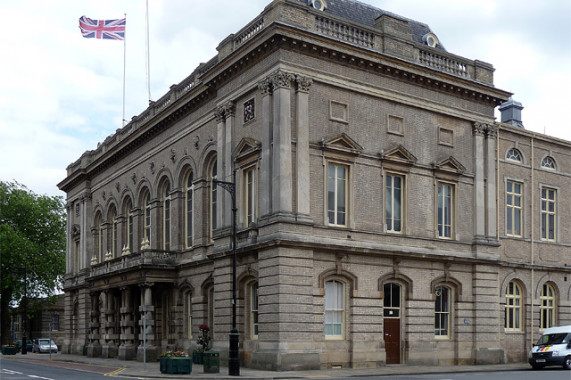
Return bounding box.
[1,0,569,198]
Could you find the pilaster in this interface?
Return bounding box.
[259,77,273,217]
[271,70,294,215]
[295,74,313,220]
[472,122,486,241]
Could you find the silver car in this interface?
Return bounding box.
[32,339,58,353]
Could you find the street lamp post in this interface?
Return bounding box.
[213,169,239,376]
[21,265,28,355]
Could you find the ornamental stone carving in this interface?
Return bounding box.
[472,122,487,136]
[258,77,273,95]
[270,70,294,89]
[295,75,313,93]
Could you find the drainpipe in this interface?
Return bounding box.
[530,134,535,348]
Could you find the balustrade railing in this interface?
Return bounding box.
[315,16,375,49]
[234,17,265,48]
[418,49,468,77]
[90,250,175,277]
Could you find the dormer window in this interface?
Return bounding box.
[423,33,439,48]
[309,0,327,11]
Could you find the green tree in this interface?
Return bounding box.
[0,181,66,345]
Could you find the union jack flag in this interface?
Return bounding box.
[79,16,126,40]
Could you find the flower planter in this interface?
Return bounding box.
[160,357,192,374]
[192,350,204,364]
[2,346,17,355]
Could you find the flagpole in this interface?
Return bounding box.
[122,13,127,127]
[145,0,151,102]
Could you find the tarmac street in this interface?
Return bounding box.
[0,352,539,379]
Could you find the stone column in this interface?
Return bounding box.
[81,192,92,270]
[169,189,183,251]
[138,282,157,362]
[295,75,313,220]
[102,290,119,358]
[472,122,486,241]
[259,77,273,217]
[271,70,294,215]
[486,125,498,239]
[119,287,136,360]
[87,291,102,357]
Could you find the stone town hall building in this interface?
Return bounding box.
[58,0,571,370]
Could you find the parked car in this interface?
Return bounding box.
[15,339,33,353]
[32,339,58,353]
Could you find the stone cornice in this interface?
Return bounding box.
[60,22,511,194]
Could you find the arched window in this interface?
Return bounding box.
[540,283,556,329]
[108,206,118,258]
[185,171,194,248]
[210,159,218,238]
[251,282,259,338]
[505,281,522,331]
[143,191,151,245]
[506,148,522,163]
[186,292,192,339]
[162,182,171,251]
[435,286,451,337]
[93,212,103,264]
[325,280,345,338]
[123,198,134,253]
[541,156,556,170]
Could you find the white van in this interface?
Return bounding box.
[528,325,571,370]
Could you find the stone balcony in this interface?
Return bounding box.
[89,249,177,279]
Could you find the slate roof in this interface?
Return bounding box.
[293,0,446,51]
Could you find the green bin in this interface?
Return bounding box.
[203,350,220,373]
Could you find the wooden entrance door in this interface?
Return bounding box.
[383,282,402,364]
[383,318,400,364]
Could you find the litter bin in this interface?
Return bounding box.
[203,351,220,373]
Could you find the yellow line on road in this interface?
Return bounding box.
[105,367,126,376]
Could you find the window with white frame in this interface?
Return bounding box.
[540,283,556,329]
[185,172,194,248]
[541,156,556,170]
[244,166,256,226]
[162,182,171,251]
[540,187,556,241]
[435,286,450,337]
[506,181,523,237]
[327,163,348,226]
[506,148,522,163]
[437,183,454,239]
[385,174,403,233]
[325,280,344,337]
[505,281,522,331]
[251,282,259,338]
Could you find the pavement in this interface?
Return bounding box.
[2,352,532,379]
